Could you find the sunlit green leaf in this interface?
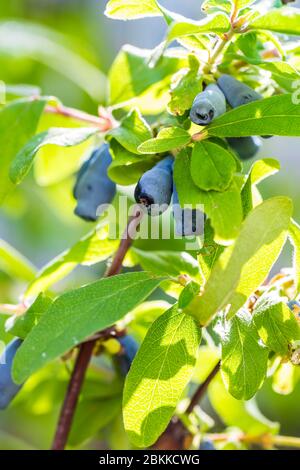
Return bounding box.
[13,272,164,383]
[123,305,201,447]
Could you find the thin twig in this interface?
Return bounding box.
[186,360,220,414]
[153,361,221,450]
[45,104,114,131]
[51,212,142,451]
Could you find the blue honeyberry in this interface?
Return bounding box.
[172,180,205,237]
[217,74,262,108]
[199,439,216,450]
[288,300,300,321]
[117,335,139,376]
[0,338,23,409]
[134,156,173,216]
[227,136,261,160]
[189,84,226,126]
[74,143,116,222]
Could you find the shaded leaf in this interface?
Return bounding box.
[5,294,53,339]
[138,127,191,154]
[252,293,300,355]
[250,7,300,35]
[108,109,152,154]
[0,98,46,204]
[206,94,300,138]
[13,272,164,383]
[10,127,99,185]
[174,148,243,244]
[221,309,268,400]
[123,305,201,447]
[191,197,292,325]
[191,141,236,192]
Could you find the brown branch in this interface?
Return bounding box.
[186,360,220,414]
[51,212,142,450]
[153,361,221,450]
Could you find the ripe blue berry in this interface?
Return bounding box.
[288,300,300,321]
[172,181,204,236]
[190,84,226,126]
[117,335,139,375]
[199,439,216,450]
[0,338,23,409]
[217,74,262,108]
[74,143,116,222]
[227,136,261,160]
[134,156,173,216]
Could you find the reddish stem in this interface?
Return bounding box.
[45,104,113,131]
[51,212,142,450]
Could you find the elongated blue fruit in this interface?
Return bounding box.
[74,143,116,222]
[172,181,205,236]
[134,156,173,216]
[288,300,300,322]
[199,439,216,450]
[217,74,262,108]
[117,335,139,376]
[190,84,226,126]
[0,338,23,409]
[227,136,261,160]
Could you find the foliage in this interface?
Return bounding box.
[0,0,300,451]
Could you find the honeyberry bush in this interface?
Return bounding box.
[0,0,300,450]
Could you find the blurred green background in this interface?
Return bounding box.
[0,0,299,449]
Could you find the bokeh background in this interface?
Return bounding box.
[0,0,299,449]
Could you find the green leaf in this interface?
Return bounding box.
[178,281,200,309]
[138,127,191,154]
[221,308,268,400]
[128,300,172,341]
[32,110,95,186]
[132,248,200,279]
[174,148,243,244]
[108,140,157,185]
[256,62,300,94]
[198,221,225,282]
[168,59,202,116]
[109,45,186,105]
[108,109,152,154]
[167,13,230,42]
[252,294,300,355]
[288,219,300,295]
[5,294,53,339]
[0,239,36,282]
[105,0,163,20]
[250,7,300,35]
[10,127,99,185]
[123,305,201,447]
[13,272,164,383]
[69,397,121,446]
[208,374,279,435]
[241,158,280,216]
[191,197,293,325]
[191,141,236,192]
[0,98,46,204]
[202,0,232,15]
[24,224,120,299]
[206,94,300,138]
